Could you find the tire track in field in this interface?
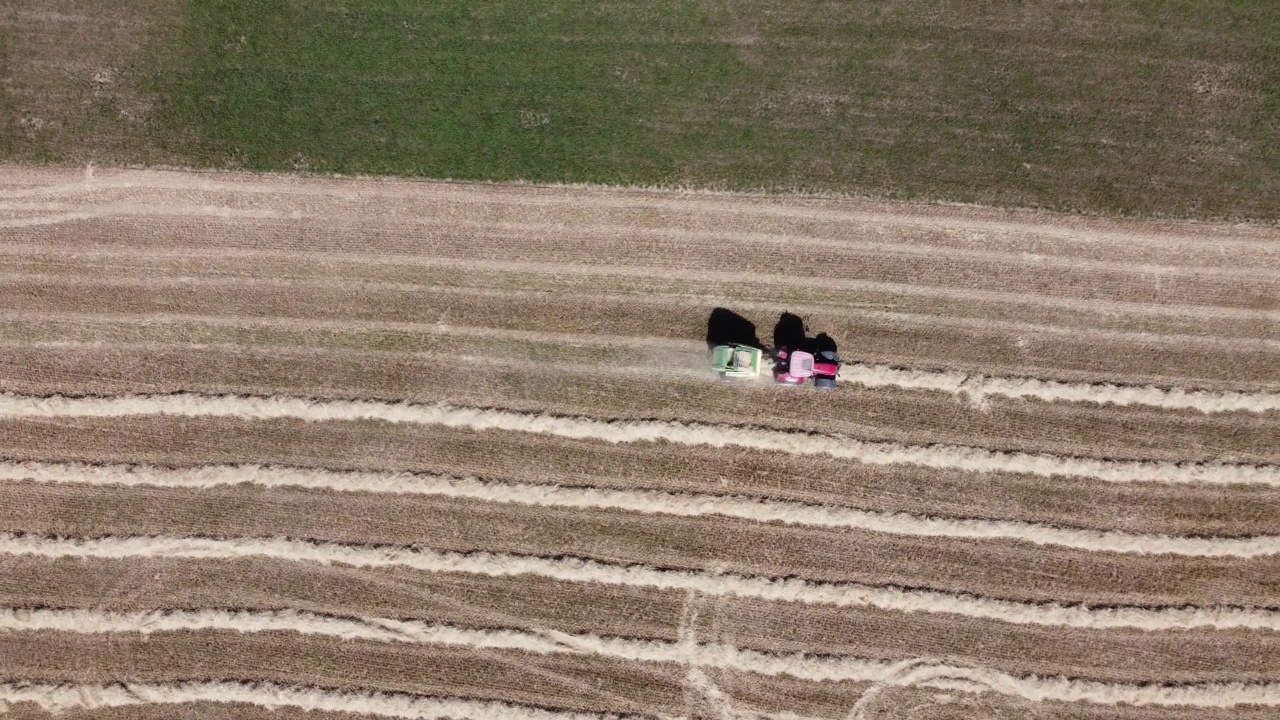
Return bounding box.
[3,167,1275,255]
[2,608,1277,708]
[4,312,1278,412]
[835,364,1280,414]
[0,311,691,350]
[0,205,297,229]
[0,392,1273,486]
[1,534,1275,631]
[3,461,1273,557]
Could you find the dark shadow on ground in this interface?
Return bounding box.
[772,314,840,358]
[814,332,839,357]
[706,308,763,351]
[772,312,813,353]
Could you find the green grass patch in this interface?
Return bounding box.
[5,0,1278,217]
[153,0,755,184]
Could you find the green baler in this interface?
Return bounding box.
[711,343,763,379]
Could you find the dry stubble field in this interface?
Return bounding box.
[0,165,1277,719]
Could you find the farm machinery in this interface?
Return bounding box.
[711,343,840,388]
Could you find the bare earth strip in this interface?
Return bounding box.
[2,268,1273,347]
[10,695,1276,720]
[1,680,647,720]
[0,634,685,716]
[3,416,1277,539]
[4,460,1273,558]
[0,555,690,643]
[8,698,1279,720]
[1,236,1272,288]
[4,482,1280,608]
[1,170,1276,347]
[0,391,1273,486]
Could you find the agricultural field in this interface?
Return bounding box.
[2,0,1278,218]
[0,164,1276,718]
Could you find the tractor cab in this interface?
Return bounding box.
[772,348,815,385]
[773,346,839,387]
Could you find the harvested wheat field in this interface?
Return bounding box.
[0,165,1277,719]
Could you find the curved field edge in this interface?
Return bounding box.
[4,168,1278,253]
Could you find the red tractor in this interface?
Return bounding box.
[771,346,840,388]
